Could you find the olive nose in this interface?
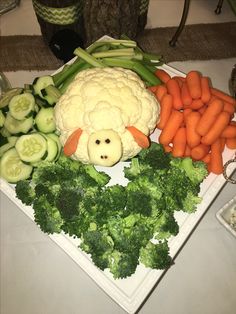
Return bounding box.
[100,155,108,159]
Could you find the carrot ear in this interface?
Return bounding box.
[63,128,83,156]
[126,126,150,148]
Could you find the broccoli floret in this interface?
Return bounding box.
[138,142,171,170]
[56,187,83,221]
[80,229,114,270]
[172,157,208,185]
[33,195,63,234]
[140,240,172,270]
[83,164,110,187]
[182,191,202,213]
[152,211,179,239]
[124,157,152,180]
[108,250,139,279]
[15,180,35,206]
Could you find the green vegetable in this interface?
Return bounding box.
[14,143,207,279]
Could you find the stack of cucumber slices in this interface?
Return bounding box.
[0,76,62,183]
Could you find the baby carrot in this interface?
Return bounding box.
[148,85,158,93]
[163,144,172,153]
[181,82,192,108]
[190,99,205,110]
[211,87,236,106]
[209,139,224,174]
[223,101,235,115]
[221,124,236,138]
[190,143,210,160]
[173,76,184,88]
[200,77,211,103]
[220,137,226,152]
[184,144,191,157]
[225,137,236,149]
[126,126,150,148]
[166,78,183,110]
[198,105,207,115]
[172,127,187,157]
[154,69,171,84]
[202,153,211,164]
[186,70,202,99]
[156,94,173,129]
[183,108,193,122]
[201,111,231,145]
[195,98,224,136]
[185,111,201,148]
[155,84,168,102]
[158,110,184,145]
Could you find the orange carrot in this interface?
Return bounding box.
[225,137,236,149]
[211,87,236,106]
[158,110,184,145]
[190,143,210,160]
[155,85,168,102]
[166,78,183,110]
[221,124,236,138]
[163,144,173,153]
[154,69,171,84]
[201,111,231,145]
[198,105,207,115]
[185,111,202,148]
[209,139,224,174]
[156,94,173,129]
[190,98,205,110]
[148,85,158,93]
[223,101,235,115]
[200,77,211,103]
[64,128,83,156]
[172,127,187,157]
[173,76,184,88]
[181,82,192,108]
[186,71,202,99]
[220,137,226,152]
[195,98,224,136]
[202,153,211,164]
[126,126,150,148]
[183,108,193,122]
[184,144,191,157]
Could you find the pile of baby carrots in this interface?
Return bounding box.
[149,69,236,175]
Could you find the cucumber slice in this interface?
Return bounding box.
[41,85,61,106]
[0,127,11,138]
[0,88,23,109]
[15,133,47,163]
[4,112,33,134]
[43,134,58,162]
[0,110,6,127]
[9,92,35,120]
[47,133,62,160]
[0,136,18,157]
[33,76,54,98]
[0,148,33,183]
[35,107,56,133]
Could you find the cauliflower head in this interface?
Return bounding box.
[54,67,160,166]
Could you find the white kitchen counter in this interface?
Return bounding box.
[1,1,236,314]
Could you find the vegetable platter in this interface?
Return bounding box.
[1,35,236,314]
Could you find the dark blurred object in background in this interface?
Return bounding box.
[49,29,84,63]
[0,0,20,15]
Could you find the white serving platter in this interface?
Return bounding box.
[1,41,236,314]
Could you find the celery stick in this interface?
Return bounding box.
[74,47,104,67]
[92,48,135,58]
[102,58,161,86]
[86,39,136,53]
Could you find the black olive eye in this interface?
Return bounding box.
[95,139,100,144]
[105,139,110,144]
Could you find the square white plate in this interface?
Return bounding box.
[1,37,236,313]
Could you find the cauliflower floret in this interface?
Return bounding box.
[54,67,160,166]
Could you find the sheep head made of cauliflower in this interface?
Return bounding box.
[54,67,160,167]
